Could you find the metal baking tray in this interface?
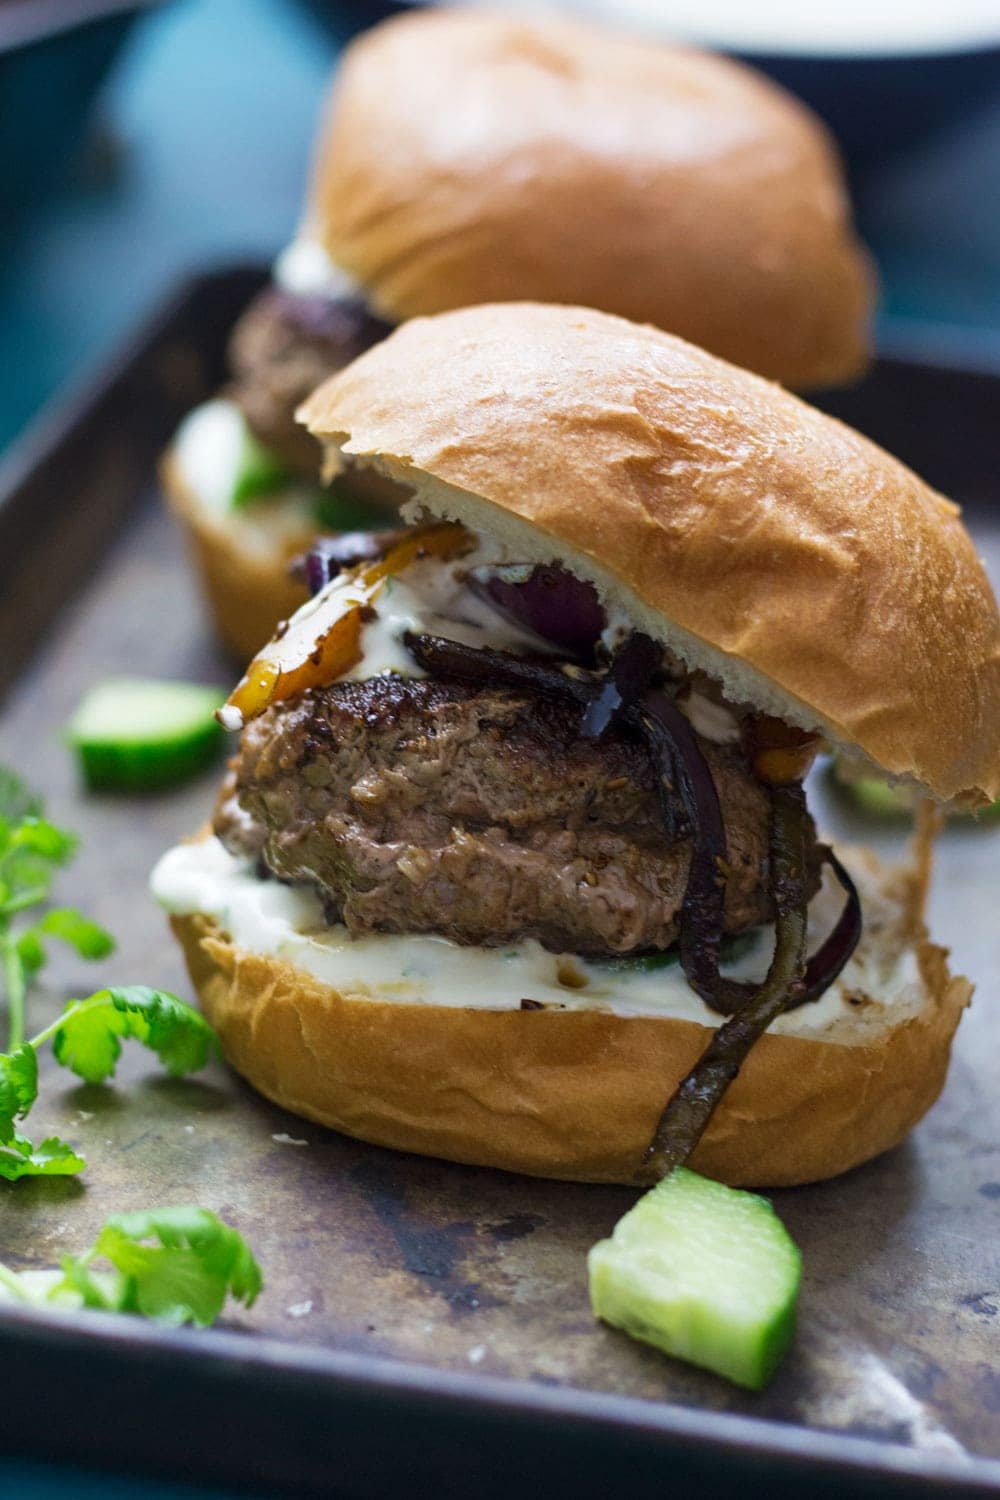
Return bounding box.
[0,267,997,1499]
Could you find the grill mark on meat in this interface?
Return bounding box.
[215,676,819,957]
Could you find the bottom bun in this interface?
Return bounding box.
[162,450,311,661]
[170,850,970,1187]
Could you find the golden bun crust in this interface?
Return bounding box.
[308,8,873,389]
[300,303,1000,805]
[161,451,310,662]
[171,857,970,1188]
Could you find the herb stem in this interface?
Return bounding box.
[2,887,49,915]
[28,995,104,1052]
[2,936,26,1052]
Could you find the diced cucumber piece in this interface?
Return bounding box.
[313,482,397,534]
[67,679,227,791]
[231,427,290,508]
[588,1168,801,1390]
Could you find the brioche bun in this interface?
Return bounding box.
[307,8,873,389]
[300,302,1000,807]
[161,450,309,662]
[171,844,969,1187]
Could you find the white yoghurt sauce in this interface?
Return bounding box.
[151,837,918,1037]
[273,238,361,300]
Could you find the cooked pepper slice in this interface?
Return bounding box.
[221,523,470,728]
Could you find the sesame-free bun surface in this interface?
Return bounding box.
[300,302,1000,806]
[171,848,969,1188]
[161,451,310,662]
[308,8,873,389]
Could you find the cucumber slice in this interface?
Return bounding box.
[588,1168,801,1390]
[67,680,227,791]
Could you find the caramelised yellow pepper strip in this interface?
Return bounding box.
[219,523,470,729]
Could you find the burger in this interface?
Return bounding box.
[150,302,997,1188]
[161,6,873,662]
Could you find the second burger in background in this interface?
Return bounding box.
[161,6,874,660]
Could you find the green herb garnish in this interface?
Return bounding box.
[0,769,113,1052]
[0,986,219,1181]
[0,1205,262,1326]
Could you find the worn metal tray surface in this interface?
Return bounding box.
[0,269,997,1499]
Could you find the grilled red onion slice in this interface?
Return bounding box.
[404,631,596,704]
[640,782,811,1182]
[466,564,605,660]
[300,530,408,594]
[581,632,662,738]
[638,688,861,1013]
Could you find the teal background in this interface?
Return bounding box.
[2,0,1000,465]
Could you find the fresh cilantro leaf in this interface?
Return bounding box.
[0,1208,262,1325]
[53,1254,113,1309]
[9,819,77,865]
[51,986,219,1085]
[37,909,115,961]
[0,1130,85,1180]
[0,1044,38,1141]
[0,768,106,1056]
[60,1207,262,1325]
[15,930,46,980]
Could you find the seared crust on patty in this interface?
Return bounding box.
[215,675,818,956]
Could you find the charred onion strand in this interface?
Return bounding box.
[799,848,862,1003]
[581,632,662,738]
[639,687,736,1007]
[640,782,811,1182]
[403,631,597,707]
[639,689,862,1014]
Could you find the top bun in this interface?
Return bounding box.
[299,302,1000,807]
[305,8,873,390]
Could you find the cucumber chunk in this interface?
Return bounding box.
[67,679,227,791]
[588,1168,801,1390]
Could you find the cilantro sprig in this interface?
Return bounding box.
[0,986,220,1181]
[0,769,113,1051]
[0,1205,262,1326]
